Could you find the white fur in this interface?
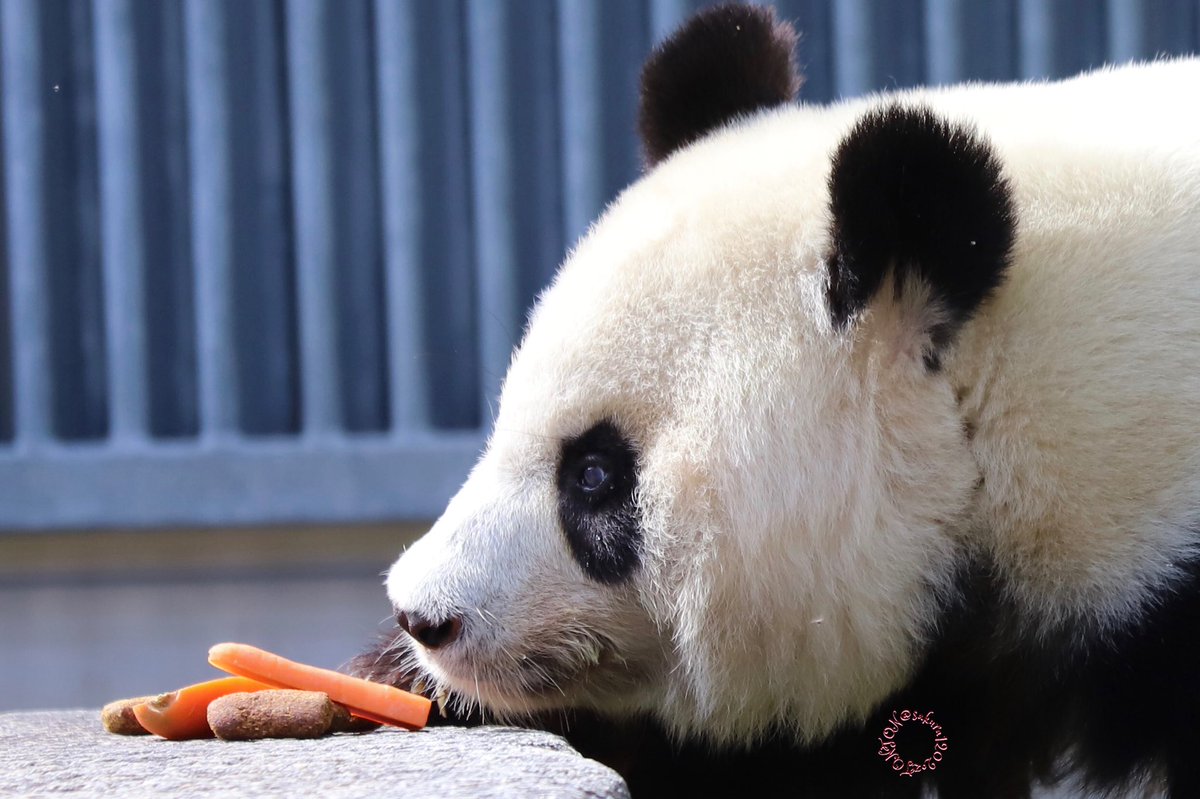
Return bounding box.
[388,58,1200,746]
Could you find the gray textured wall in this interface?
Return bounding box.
[2,0,1198,530]
[1,0,1198,716]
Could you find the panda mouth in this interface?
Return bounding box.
[425,637,623,715]
[423,662,580,717]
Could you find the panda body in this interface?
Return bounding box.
[375,7,1200,797]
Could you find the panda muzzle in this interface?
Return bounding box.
[395,609,464,650]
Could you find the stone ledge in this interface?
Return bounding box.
[1,709,630,799]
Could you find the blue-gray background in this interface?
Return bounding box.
[0,0,1196,710]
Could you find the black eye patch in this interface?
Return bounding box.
[556,420,641,584]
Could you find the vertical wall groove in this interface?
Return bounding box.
[184,0,237,440]
[557,0,604,247]
[1,0,51,446]
[327,0,387,435]
[1106,0,1145,61]
[141,0,198,440]
[1017,0,1054,78]
[924,0,964,85]
[374,0,429,434]
[230,0,299,437]
[832,0,872,97]
[65,0,108,441]
[409,0,478,432]
[465,0,520,425]
[284,0,341,437]
[93,0,149,442]
[0,2,10,444]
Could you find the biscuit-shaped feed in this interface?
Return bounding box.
[100,697,154,735]
[207,690,338,740]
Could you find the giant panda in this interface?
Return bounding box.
[359,5,1200,797]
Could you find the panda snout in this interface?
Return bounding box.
[395,609,464,650]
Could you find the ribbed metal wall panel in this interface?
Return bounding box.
[0,0,1196,530]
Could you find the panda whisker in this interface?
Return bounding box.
[494,640,525,669]
[480,608,502,623]
[379,634,411,658]
[522,658,567,698]
[375,635,406,663]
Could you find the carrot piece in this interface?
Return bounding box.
[132,675,272,740]
[207,643,431,731]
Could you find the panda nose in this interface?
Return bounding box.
[396,610,464,650]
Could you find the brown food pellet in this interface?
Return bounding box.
[100,696,154,735]
[328,702,382,734]
[207,690,335,740]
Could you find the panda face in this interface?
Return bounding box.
[385,440,665,718]
[388,124,985,741]
[386,5,1013,743]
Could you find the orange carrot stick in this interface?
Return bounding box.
[208,642,431,731]
[132,675,272,740]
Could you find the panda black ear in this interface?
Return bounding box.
[638,4,801,168]
[826,105,1015,359]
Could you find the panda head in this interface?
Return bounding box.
[386,4,1014,745]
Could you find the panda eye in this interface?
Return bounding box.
[578,461,610,493]
[556,420,642,584]
[559,424,633,508]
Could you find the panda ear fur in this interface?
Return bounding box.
[638,4,802,168]
[826,105,1015,365]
